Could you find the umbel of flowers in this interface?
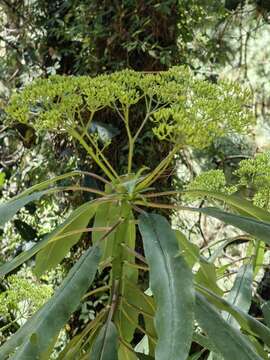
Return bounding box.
[6,67,253,168]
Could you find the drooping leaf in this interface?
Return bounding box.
[58,309,107,360]
[190,207,270,245]
[0,199,102,276]
[185,190,270,222]
[90,321,118,360]
[225,264,253,327]
[34,201,98,276]
[196,286,270,347]
[139,213,194,360]
[253,240,265,276]
[123,281,156,355]
[15,170,91,199]
[195,293,262,360]
[0,245,101,359]
[0,170,100,229]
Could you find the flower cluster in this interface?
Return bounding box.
[234,152,270,209]
[186,169,236,197]
[186,152,270,210]
[6,66,253,150]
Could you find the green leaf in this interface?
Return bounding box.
[175,230,222,295]
[0,189,52,227]
[175,229,199,268]
[15,170,90,199]
[113,204,138,343]
[58,309,107,360]
[139,213,194,360]
[0,245,101,359]
[0,199,100,276]
[0,170,90,228]
[193,207,270,245]
[34,201,98,276]
[193,332,218,353]
[225,264,253,327]
[195,293,262,360]
[253,241,265,277]
[185,190,270,222]
[92,200,122,261]
[196,286,270,347]
[90,321,118,360]
[195,258,223,296]
[124,281,156,353]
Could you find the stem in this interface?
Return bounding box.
[132,96,153,143]
[122,297,153,319]
[123,106,134,174]
[69,128,115,181]
[136,145,180,191]
[121,243,147,264]
[84,131,120,180]
[123,261,149,271]
[82,285,110,300]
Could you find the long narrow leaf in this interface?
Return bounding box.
[185,190,270,222]
[34,202,98,276]
[0,245,100,359]
[139,213,194,360]
[195,293,262,360]
[0,189,52,227]
[188,207,270,245]
[196,285,270,346]
[0,199,102,276]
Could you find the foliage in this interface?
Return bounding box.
[1,3,270,359]
[1,66,268,360]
